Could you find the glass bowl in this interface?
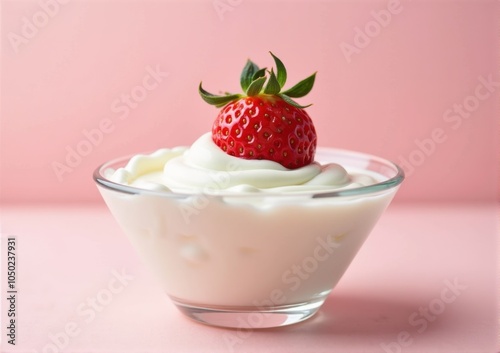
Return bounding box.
[93,147,404,328]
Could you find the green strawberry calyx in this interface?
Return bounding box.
[199,52,317,109]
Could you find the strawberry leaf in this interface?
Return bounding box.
[246,76,267,96]
[199,82,241,107]
[252,67,267,81]
[240,60,259,92]
[264,69,281,95]
[278,94,312,109]
[270,52,286,88]
[282,72,316,98]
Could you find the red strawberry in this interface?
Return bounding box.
[199,52,317,169]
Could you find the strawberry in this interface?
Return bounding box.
[199,52,317,169]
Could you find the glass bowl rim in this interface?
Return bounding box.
[93,147,405,199]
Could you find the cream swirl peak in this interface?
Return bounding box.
[108,133,378,194]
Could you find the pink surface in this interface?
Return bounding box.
[1,203,498,352]
[1,0,498,203]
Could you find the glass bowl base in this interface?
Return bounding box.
[170,296,326,329]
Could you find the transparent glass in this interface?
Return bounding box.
[94,147,404,328]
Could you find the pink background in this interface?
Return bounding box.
[1,0,498,203]
[1,2,498,352]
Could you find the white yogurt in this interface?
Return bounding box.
[109,132,379,194]
[98,133,399,308]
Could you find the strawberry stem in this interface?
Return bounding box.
[199,83,241,107]
[240,60,259,92]
[270,51,287,88]
[199,53,316,108]
[264,69,281,95]
[282,72,317,98]
[246,76,267,96]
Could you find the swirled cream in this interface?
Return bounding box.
[109,132,379,194]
